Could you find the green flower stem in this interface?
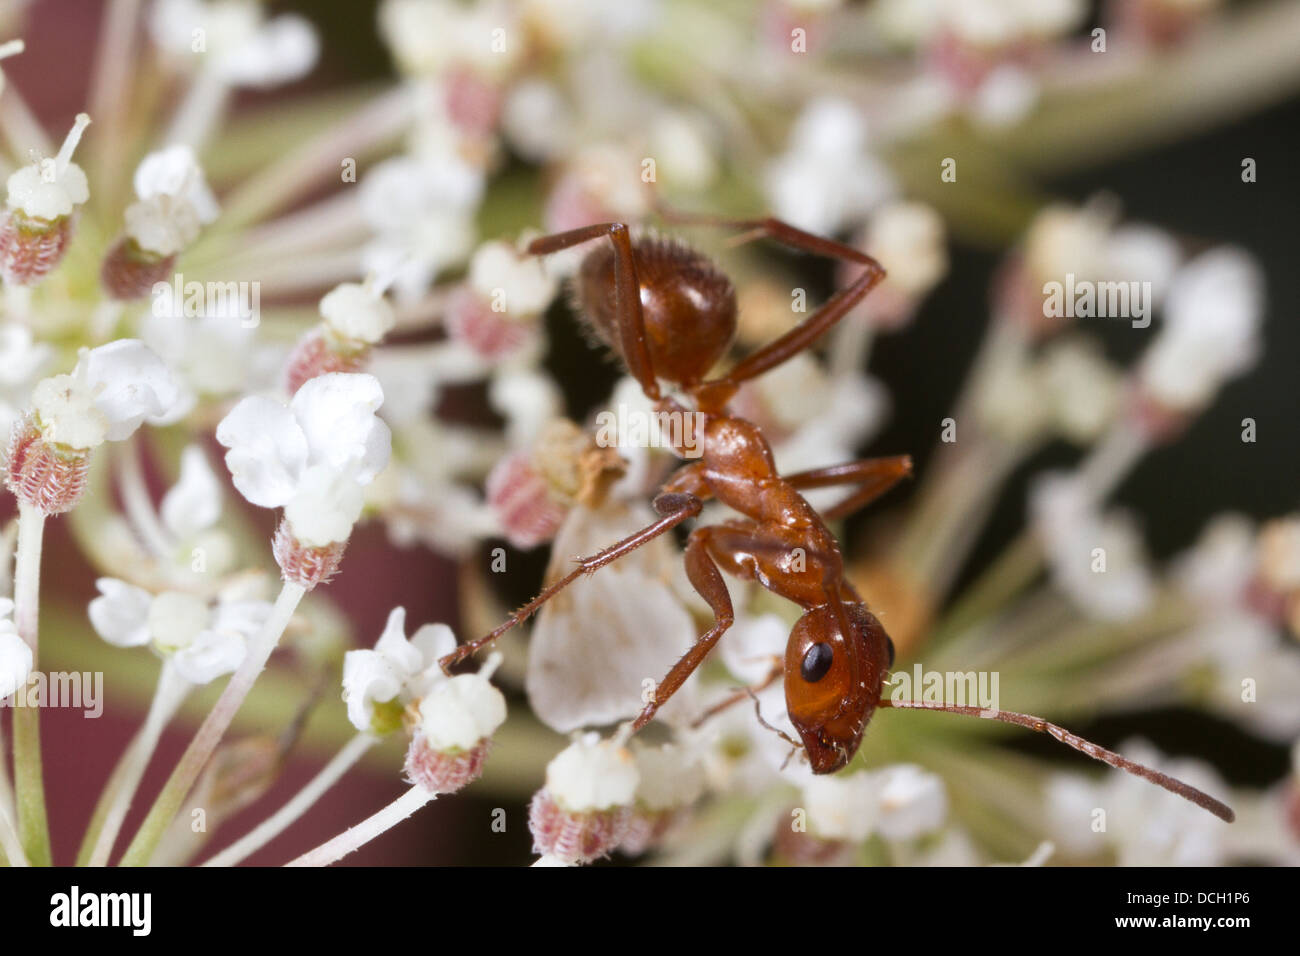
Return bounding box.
[81,661,190,866]
[119,580,305,866]
[12,502,50,866]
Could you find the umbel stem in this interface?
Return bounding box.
[12,501,50,866]
[286,785,436,868]
[118,581,305,866]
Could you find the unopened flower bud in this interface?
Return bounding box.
[100,237,177,301]
[484,451,568,551]
[529,731,639,865]
[4,414,91,515]
[272,518,347,590]
[404,654,507,794]
[0,113,90,286]
[284,281,395,393]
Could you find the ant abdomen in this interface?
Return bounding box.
[574,234,737,387]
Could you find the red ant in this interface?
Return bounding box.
[440,209,1235,824]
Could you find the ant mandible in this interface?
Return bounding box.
[440,207,1234,823]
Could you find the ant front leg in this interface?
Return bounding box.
[657,206,886,393]
[526,223,661,401]
[439,491,701,672]
[633,527,735,730]
[783,455,913,522]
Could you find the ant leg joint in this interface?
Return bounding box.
[652,491,698,516]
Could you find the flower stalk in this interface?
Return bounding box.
[11,500,49,866]
[118,580,305,866]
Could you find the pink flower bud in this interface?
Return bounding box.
[272,518,347,590]
[528,789,632,865]
[100,237,177,301]
[404,735,492,795]
[283,329,367,395]
[485,451,568,550]
[445,285,537,361]
[0,211,73,286]
[4,416,90,515]
[444,68,503,137]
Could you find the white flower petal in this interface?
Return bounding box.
[160,445,223,540]
[172,627,247,684]
[372,606,424,676]
[0,631,32,699]
[215,395,309,508]
[78,339,183,441]
[342,648,405,732]
[291,372,389,479]
[88,578,153,648]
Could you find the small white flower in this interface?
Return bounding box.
[970,65,1039,128]
[150,0,319,87]
[32,340,183,450]
[765,98,896,235]
[1024,201,1115,286]
[1031,472,1155,620]
[360,152,483,303]
[342,606,457,733]
[865,201,948,298]
[501,80,573,163]
[1039,338,1121,444]
[1047,739,1232,865]
[172,598,269,684]
[88,579,270,684]
[545,731,640,812]
[215,372,392,545]
[1172,514,1257,611]
[124,145,218,256]
[319,282,396,345]
[1139,247,1265,412]
[0,598,33,700]
[416,666,508,752]
[874,764,948,840]
[803,772,881,842]
[488,367,563,451]
[1104,224,1182,307]
[630,741,706,812]
[467,241,558,319]
[147,590,210,654]
[6,113,90,220]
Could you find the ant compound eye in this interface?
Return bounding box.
[800,642,833,683]
[886,635,895,669]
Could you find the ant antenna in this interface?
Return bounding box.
[745,686,802,753]
[878,698,1235,823]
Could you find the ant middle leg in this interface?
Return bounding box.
[783,455,913,522]
[439,491,701,672]
[633,527,735,730]
[526,223,660,400]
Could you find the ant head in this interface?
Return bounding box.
[575,236,736,387]
[784,602,892,774]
